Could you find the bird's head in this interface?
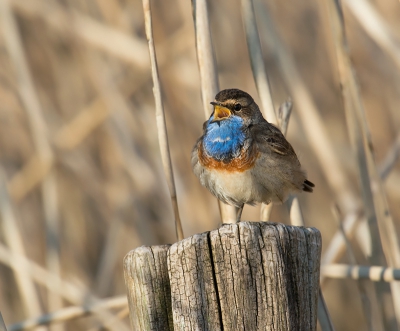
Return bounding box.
[209,88,263,127]
[202,89,263,159]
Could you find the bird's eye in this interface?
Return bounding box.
[233,103,242,111]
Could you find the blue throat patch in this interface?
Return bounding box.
[203,115,246,160]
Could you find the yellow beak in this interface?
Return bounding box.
[213,105,231,121]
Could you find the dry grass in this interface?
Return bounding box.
[0,0,399,330]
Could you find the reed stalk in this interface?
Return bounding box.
[142,0,184,240]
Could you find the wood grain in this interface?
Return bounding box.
[124,245,173,331]
[125,222,321,330]
[168,222,321,331]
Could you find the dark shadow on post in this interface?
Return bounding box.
[124,245,173,331]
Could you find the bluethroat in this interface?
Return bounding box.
[192,88,314,222]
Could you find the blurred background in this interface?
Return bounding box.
[0,0,399,330]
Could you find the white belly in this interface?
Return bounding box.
[199,168,269,207]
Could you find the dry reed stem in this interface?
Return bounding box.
[54,98,109,151]
[42,175,63,331]
[10,2,188,241]
[0,171,44,323]
[85,306,129,331]
[142,0,184,241]
[1,0,396,328]
[6,10,193,203]
[378,133,400,180]
[322,264,400,282]
[7,296,127,331]
[191,0,238,223]
[191,0,219,119]
[255,3,363,294]
[8,98,108,202]
[321,133,399,278]
[58,144,161,245]
[321,211,360,266]
[84,48,167,195]
[257,98,334,330]
[0,313,7,331]
[261,100,335,331]
[241,0,279,222]
[271,101,334,330]
[11,0,149,68]
[9,1,194,201]
[12,0,193,82]
[318,288,336,331]
[93,216,123,296]
[344,0,400,71]
[238,9,336,331]
[7,156,53,202]
[0,1,53,326]
[255,8,399,323]
[0,0,52,161]
[0,244,130,331]
[332,205,377,331]
[240,0,277,124]
[0,0,63,324]
[277,99,292,137]
[324,0,400,327]
[81,51,165,294]
[326,0,400,266]
[0,246,68,300]
[255,1,357,214]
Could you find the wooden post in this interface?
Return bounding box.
[124,222,322,331]
[123,245,173,331]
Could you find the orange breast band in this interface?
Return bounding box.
[198,142,259,172]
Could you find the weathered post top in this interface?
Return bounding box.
[124,221,322,331]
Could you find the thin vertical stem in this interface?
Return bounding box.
[272,100,335,330]
[240,0,277,124]
[318,289,336,331]
[142,0,184,241]
[0,0,59,327]
[0,171,43,323]
[344,0,400,71]
[378,133,400,180]
[254,0,358,214]
[191,0,219,119]
[324,0,400,328]
[191,0,238,223]
[321,137,398,283]
[0,312,7,331]
[241,0,279,221]
[332,205,376,331]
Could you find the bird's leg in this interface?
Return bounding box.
[236,204,244,222]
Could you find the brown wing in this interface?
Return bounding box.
[251,122,300,162]
[250,122,314,193]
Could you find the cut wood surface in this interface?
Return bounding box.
[124,222,322,331]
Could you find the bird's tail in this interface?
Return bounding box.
[303,179,315,193]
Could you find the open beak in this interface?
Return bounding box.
[210,102,231,122]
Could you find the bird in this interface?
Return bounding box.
[191,88,314,222]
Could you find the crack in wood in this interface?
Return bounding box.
[124,222,321,331]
